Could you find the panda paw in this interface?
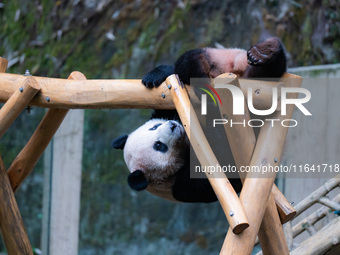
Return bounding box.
[247,37,282,66]
[142,65,175,88]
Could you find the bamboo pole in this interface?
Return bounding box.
[292,193,340,238]
[293,173,340,217]
[256,193,340,251]
[0,73,285,110]
[290,216,340,255]
[0,76,41,139]
[0,57,8,72]
[7,71,86,192]
[0,156,33,255]
[166,74,249,234]
[221,73,302,255]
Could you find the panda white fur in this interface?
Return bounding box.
[112,118,231,202]
[113,37,287,203]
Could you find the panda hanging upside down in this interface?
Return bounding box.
[112,37,287,203]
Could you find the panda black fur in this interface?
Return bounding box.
[142,37,286,87]
[112,37,287,203]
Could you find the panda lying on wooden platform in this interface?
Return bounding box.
[112,37,287,203]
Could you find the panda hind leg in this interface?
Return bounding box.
[245,37,287,78]
[247,37,283,66]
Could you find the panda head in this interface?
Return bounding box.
[112,119,189,198]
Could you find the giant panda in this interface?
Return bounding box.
[112,37,287,203]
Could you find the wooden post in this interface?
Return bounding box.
[47,109,84,255]
[166,74,249,234]
[221,73,302,255]
[0,76,41,139]
[7,71,86,192]
[0,156,33,255]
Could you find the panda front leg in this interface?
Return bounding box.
[142,48,212,87]
[142,65,174,88]
[172,175,218,203]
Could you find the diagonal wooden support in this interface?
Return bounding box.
[214,74,292,254]
[0,76,41,139]
[0,156,33,255]
[217,75,296,224]
[220,73,302,255]
[166,74,249,234]
[8,71,86,192]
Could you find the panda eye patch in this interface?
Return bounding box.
[149,123,162,131]
[153,141,168,153]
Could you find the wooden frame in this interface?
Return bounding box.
[0,55,304,254]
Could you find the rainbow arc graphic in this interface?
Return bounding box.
[199,84,222,106]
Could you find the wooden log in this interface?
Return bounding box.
[166,74,249,234]
[214,73,290,254]
[0,72,285,110]
[290,216,340,255]
[0,76,41,139]
[0,57,8,72]
[257,195,289,255]
[294,173,340,217]
[272,185,296,223]
[214,73,296,224]
[0,156,33,255]
[8,72,86,192]
[221,73,302,255]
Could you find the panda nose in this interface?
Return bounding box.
[169,121,177,132]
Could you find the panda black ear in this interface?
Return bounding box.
[112,134,128,150]
[127,170,149,191]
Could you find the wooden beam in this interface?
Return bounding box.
[221,73,302,255]
[0,156,33,255]
[166,74,249,234]
[0,76,41,139]
[0,73,175,109]
[0,73,285,110]
[7,71,86,192]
